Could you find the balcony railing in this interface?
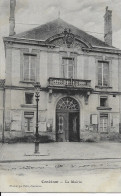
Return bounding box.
[48,77,91,89]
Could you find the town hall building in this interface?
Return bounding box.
[0,0,121,142]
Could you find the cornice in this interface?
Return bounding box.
[3,37,56,48]
[82,47,121,55]
[4,85,46,91]
[3,36,121,55]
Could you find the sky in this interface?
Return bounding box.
[0,0,121,78]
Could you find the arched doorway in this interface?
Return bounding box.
[56,97,80,142]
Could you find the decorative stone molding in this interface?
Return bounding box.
[84,91,90,105]
[48,89,53,103]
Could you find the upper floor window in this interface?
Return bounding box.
[25,93,34,104]
[100,96,108,107]
[23,54,36,82]
[62,57,75,78]
[98,61,109,86]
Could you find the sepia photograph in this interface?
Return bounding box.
[0,0,121,193]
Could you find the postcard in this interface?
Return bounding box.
[0,0,121,193]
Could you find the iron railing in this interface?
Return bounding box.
[48,77,91,88]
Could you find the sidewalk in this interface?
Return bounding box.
[0,142,121,162]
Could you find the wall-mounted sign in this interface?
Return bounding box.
[12,111,22,121]
[11,121,21,131]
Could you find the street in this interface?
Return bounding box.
[1,142,121,192]
[0,158,121,192]
[1,142,121,161]
[1,158,121,176]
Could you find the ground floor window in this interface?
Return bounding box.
[25,93,34,104]
[25,118,33,132]
[100,113,108,133]
[24,112,34,132]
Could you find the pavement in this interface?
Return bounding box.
[0,142,121,162]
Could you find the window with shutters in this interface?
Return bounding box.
[98,61,109,86]
[23,54,36,82]
[62,57,75,78]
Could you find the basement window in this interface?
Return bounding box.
[100,96,108,107]
[25,93,34,104]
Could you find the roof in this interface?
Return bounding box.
[12,18,113,48]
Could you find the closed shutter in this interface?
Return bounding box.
[68,59,74,78]
[29,118,33,132]
[98,62,102,86]
[36,52,40,82]
[30,56,36,81]
[62,58,67,78]
[98,61,109,86]
[24,55,29,81]
[103,62,109,86]
[24,118,28,131]
[109,61,112,87]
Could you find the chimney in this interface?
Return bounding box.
[104,6,112,46]
[9,0,16,36]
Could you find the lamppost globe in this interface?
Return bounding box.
[34,82,41,95]
[33,82,41,154]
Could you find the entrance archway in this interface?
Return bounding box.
[56,97,80,142]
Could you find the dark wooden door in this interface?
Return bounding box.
[56,112,68,142]
[69,112,79,142]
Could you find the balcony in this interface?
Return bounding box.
[48,77,93,93]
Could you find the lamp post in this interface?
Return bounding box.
[33,82,41,154]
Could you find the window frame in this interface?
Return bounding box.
[99,113,109,133]
[100,96,108,107]
[98,61,109,87]
[25,92,34,105]
[95,58,112,88]
[20,49,38,83]
[24,111,34,133]
[23,53,37,82]
[24,117,33,132]
[62,57,75,78]
[60,53,77,79]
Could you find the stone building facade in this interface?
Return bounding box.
[1,4,121,142]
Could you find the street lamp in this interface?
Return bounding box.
[33,82,41,153]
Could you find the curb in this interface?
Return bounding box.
[0,157,121,163]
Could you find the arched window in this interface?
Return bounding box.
[56,97,79,111]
